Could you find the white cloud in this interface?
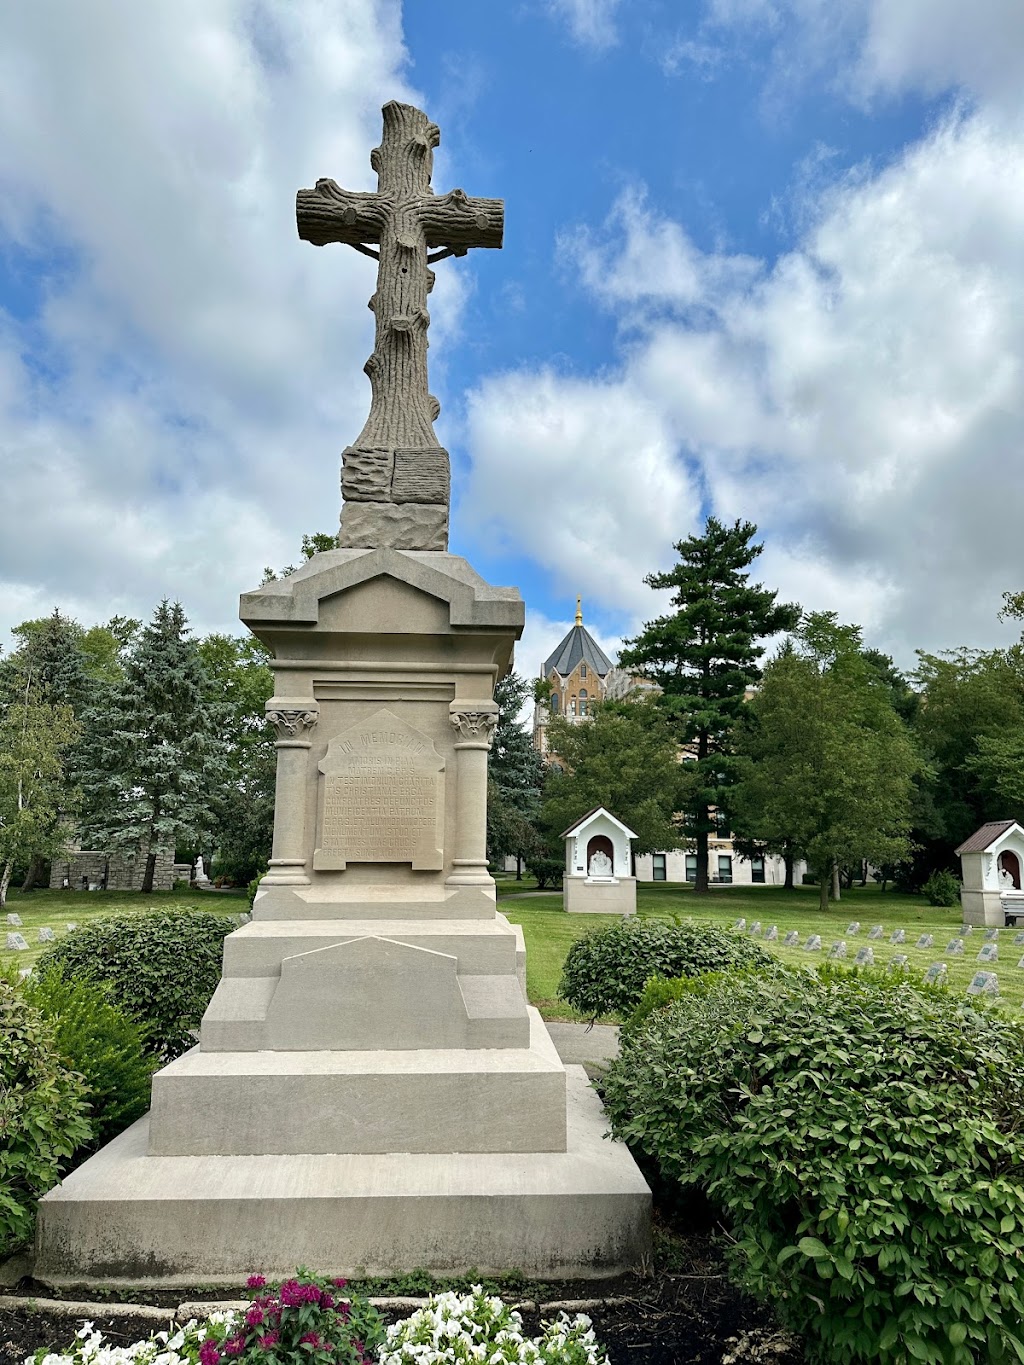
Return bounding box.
[544,0,621,51]
[0,1,456,650]
[465,101,1024,666]
[694,0,1024,113]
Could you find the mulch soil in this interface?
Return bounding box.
[0,1233,804,1365]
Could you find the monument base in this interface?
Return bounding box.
[960,888,1006,927]
[564,877,637,916]
[35,1067,651,1288]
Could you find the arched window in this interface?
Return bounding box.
[580,663,587,680]
[578,688,588,716]
[550,693,559,714]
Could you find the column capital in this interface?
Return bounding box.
[449,709,498,748]
[267,706,320,744]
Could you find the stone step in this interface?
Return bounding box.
[201,972,529,1052]
[221,918,518,978]
[254,882,499,921]
[36,1067,651,1287]
[150,1011,565,1156]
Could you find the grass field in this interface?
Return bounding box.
[498,881,1024,1019]
[4,880,1022,1020]
[1,887,246,970]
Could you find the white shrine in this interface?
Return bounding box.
[562,806,637,915]
[956,819,1024,927]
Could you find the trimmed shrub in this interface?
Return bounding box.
[922,868,961,907]
[527,856,563,890]
[24,969,155,1143]
[0,980,93,1256]
[603,968,1024,1364]
[558,917,771,1018]
[38,908,234,1060]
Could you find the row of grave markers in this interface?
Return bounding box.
[732,918,1024,1001]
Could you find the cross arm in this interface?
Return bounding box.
[418,188,504,251]
[296,178,389,248]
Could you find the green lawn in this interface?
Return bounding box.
[4,881,1022,1021]
[499,881,1024,1019]
[1,887,246,970]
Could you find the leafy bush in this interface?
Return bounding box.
[24,969,155,1143]
[247,874,263,907]
[559,916,771,1018]
[380,1287,609,1364]
[0,980,93,1256]
[603,969,1024,1364]
[922,868,961,907]
[527,856,563,889]
[38,908,234,1060]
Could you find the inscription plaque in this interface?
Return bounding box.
[313,708,445,871]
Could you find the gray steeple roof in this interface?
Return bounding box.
[543,598,613,679]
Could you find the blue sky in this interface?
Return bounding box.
[1,0,1023,680]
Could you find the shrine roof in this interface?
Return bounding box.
[543,623,613,680]
[955,820,1022,855]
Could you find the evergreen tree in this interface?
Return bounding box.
[619,517,799,892]
[486,671,545,876]
[77,601,229,892]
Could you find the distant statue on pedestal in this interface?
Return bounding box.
[1000,865,1016,890]
[588,849,613,879]
[194,855,209,884]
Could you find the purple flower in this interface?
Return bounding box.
[257,1332,279,1350]
[223,1335,246,1356]
[299,1332,322,1348]
[331,1278,348,1289]
[199,1342,221,1365]
[245,1306,265,1328]
[246,1274,267,1290]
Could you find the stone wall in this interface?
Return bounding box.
[49,846,178,892]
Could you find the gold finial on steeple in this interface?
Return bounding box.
[575,595,583,627]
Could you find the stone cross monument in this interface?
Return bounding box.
[36,103,650,1287]
[297,101,503,551]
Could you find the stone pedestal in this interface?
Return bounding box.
[36,550,650,1286]
[564,875,638,916]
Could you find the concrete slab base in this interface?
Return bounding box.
[35,1068,651,1288]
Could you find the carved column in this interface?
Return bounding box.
[446,706,498,887]
[264,705,320,886]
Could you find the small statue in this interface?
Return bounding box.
[1000,865,1016,889]
[588,849,613,878]
[194,855,209,884]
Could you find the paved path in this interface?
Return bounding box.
[546,1022,620,1067]
[498,890,558,900]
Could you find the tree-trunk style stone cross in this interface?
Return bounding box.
[297,101,503,552]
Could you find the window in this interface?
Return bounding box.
[580,663,587,679]
[717,855,733,883]
[569,697,577,716]
[685,855,697,883]
[652,853,667,882]
[550,693,559,714]
[578,687,588,716]
[751,856,765,884]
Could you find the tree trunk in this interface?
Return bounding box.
[860,859,868,887]
[21,854,43,893]
[141,851,157,894]
[832,863,841,901]
[784,850,794,890]
[694,819,710,893]
[0,860,12,907]
[819,875,829,911]
[515,855,522,881]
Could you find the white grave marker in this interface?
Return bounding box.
[805,935,822,952]
[38,927,55,942]
[846,922,861,935]
[924,963,947,985]
[967,971,998,996]
[6,913,22,927]
[916,933,933,949]
[890,929,905,944]
[868,925,884,940]
[947,938,964,955]
[783,930,799,947]
[748,921,762,937]
[984,928,999,942]
[733,919,746,931]
[854,946,874,966]
[889,955,909,971]
[829,941,847,959]
[6,932,28,951]
[765,926,778,941]
[977,943,998,963]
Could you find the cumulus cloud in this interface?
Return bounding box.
[464,101,1024,665]
[0,1,468,646]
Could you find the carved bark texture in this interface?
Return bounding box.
[296,101,503,550]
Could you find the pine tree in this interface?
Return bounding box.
[486,672,545,876]
[78,601,229,892]
[619,518,800,893]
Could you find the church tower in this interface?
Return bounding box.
[533,597,613,755]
